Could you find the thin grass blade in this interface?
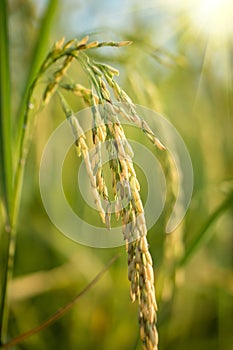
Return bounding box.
[179,191,233,267]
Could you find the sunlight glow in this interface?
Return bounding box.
[161,0,233,45]
[190,0,233,43]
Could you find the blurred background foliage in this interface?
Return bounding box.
[5,0,233,349]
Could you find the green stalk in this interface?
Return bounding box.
[0,0,13,345]
[0,1,58,345]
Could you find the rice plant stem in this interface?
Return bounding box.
[0,1,58,345]
[0,58,46,350]
[1,254,120,349]
[0,0,13,345]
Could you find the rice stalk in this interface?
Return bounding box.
[13,36,166,349]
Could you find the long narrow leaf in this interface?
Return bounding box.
[0,0,12,220]
[15,0,58,163]
[179,191,233,267]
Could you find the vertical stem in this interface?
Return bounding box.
[0,0,13,345]
[0,1,58,345]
